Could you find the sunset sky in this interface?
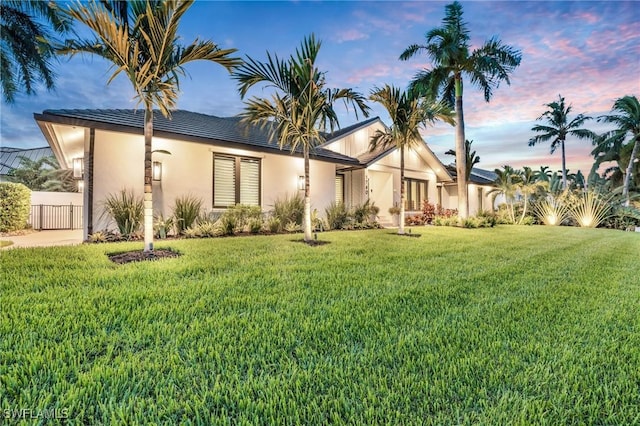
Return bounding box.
[1,0,638,175]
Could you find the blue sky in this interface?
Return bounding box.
[1,0,638,174]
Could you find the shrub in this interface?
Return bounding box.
[311,209,326,232]
[265,216,281,233]
[0,182,31,232]
[422,201,437,224]
[325,201,349,230]
[476,210,497,227]
[568,191,611,228]
[272,194,304,226]
[222,204,262,232]
[154,213,174,239]
[284,221,300,233]
[248,218,263,234]
[602,203,640,230]
[173,195,203,235]
[533,194,570,226]
[195,221,219,238]
[433,216,460,227]
[101,189,144,238]
[219,214,237,236]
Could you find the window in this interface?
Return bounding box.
[404,178,428,211]
[335,174,344,204]
[213,154,261,207]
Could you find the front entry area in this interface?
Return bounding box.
[368,170,393,223]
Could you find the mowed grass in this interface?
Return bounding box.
[1,226,639,425]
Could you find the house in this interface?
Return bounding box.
[443,166,498,214]
[34,109,492,239]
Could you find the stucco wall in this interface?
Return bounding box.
[87,129,338,233]
[442,184,495,215]
[31,191,82,206]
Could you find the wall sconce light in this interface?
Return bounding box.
[298,175,304,190]
[77,180,84,193]
[153,161,162,181]
[72,157,84,179]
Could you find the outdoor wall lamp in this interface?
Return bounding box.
[77,180,85,193]
[153,161,163,181]
[298,175,304,190]
[72,157,84,179]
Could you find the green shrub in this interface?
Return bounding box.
[219,214,237,236]
[0,182,31,232]
[272,193,304,226]
[221,204,262,232]
[284,221,300,233]
[265,216,281,233]
[195,221,219,238]
[153,213,174,239]
[101,189,144,238]
[173,195,203,235]
[476,210,498,227]
[248,218,263,234]
[326,201,349,230]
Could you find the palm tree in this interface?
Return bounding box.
[489,165,518,223]
[534,166,552,183]
[59,0,241,251]
[515,166,545,224]
[399,1,521,218]
[445,139,480,182]
[234,34,369,242]
[1,0,70,103]
[528,95,594,190]
[8,155,75,192]
[596,95,640,205]
[369,84,454,234]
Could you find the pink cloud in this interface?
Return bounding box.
[334,29,369,43]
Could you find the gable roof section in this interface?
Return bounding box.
[0,146,53,176]
[34,109,360,165]
[321,116,383,145]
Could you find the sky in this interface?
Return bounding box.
[1,0,638,175]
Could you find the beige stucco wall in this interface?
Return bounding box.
[442,183,495,215]
[87,129,337,234]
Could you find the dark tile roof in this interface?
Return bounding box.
[446,165,497,185]
[34,109,360,165]
[0,146,53,176]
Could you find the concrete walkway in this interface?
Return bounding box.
[1,229,84,249]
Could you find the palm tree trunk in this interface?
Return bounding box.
[623,137,639,206]
[455,75,468,219]
[561,138,568,190]
[399,146,405,235]
[303,145,312,241]
[143,107,154,252]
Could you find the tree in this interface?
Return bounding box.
[399,1,521,218]
[515,166,545,224]
[59,0,241,251]
[595,95,640,205]
[8,155,76,192]
[1,0,70,103]
[489,165,518,223]
[369,84,454,234]
[445,139,479,182]
[234,34,369,242]
[528,95,594,190]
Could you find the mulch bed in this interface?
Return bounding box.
[108,249,181,264]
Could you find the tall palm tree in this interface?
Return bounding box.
[534,166,552,183]
[596,95,640,205]
[515,166,545,224]
[59,0,241,252]
[445,139,480,182]
[399,1,521,218]
[528,95,594,190]
[1,0,70,103]
[234,34,369,242]
[369,84,454,234]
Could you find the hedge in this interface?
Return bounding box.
[0,182,31,232]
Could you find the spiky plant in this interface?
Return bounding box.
[568,191,611,228]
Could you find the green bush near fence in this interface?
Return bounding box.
[0,182,31,232]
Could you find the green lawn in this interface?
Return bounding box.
[1,226,639,424]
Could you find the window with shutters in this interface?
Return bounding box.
[403,178,428,211]
[335,174,344,204]
[212,154,261,207]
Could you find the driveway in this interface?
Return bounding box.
[1,230,84,249]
